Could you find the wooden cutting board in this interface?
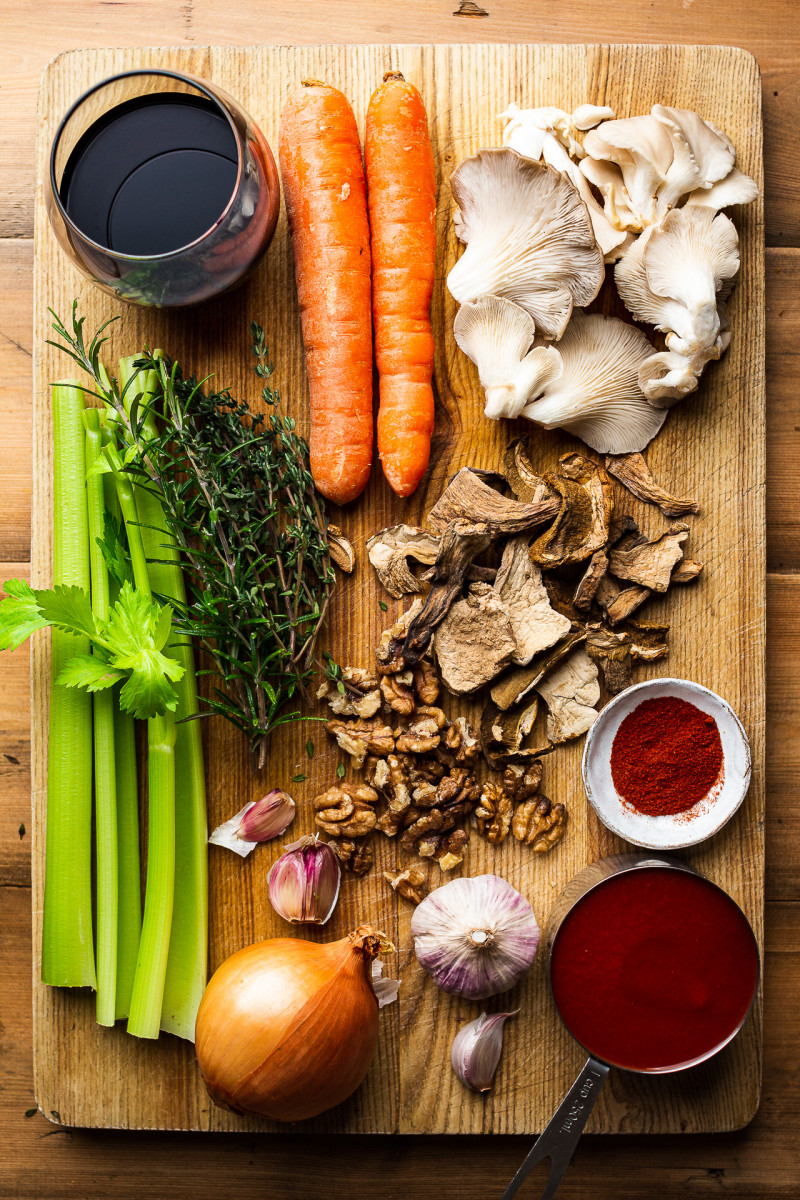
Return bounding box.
[32,42,765,1134]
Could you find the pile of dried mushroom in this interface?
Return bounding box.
[315,441,701,900]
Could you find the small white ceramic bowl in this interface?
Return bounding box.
[582,677,752,850]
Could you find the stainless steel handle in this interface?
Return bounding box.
[500,1057,610,1200]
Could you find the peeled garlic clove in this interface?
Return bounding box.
[452,1010,518,1092]
[268,835,341,924]
[209,790,296,858]
[411,874,540,999]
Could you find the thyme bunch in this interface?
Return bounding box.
[49,307,336,768]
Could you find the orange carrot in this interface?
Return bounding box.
[366,72,437,498]
[279,81,373,506]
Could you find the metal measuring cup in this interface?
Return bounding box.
[501,853,760,1200]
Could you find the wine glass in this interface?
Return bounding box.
[46,68,281,308]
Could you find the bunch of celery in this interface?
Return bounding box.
[0,373,206,1040]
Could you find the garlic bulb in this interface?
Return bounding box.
[267,835,341,925]
[411,874,540,999]
[452,1010,518,1092]
[208,790,295,858]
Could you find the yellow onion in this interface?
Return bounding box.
[195,925,388,1121]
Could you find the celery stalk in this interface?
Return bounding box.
[102,474,142,1021]
[107,447,177,1038]
[83,409,118,1025]
[119,357,207,1041]
[113,699,141,1019]
[127,710,176,1039]
[42,383,96,988]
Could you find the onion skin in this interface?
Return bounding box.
[195,927,383,1122]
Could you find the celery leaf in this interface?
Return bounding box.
[57,655,125,692]
[0,579,48,651]
[35,585,98,641]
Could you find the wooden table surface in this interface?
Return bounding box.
[1,2,797,1197]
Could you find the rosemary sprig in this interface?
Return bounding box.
[48,306,336,769]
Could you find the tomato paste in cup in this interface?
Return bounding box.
[549,866,759,1072]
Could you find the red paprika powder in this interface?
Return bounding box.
[610,695,723,816]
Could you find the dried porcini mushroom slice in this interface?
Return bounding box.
[317,667,381,719]
[574,548,609,611]
[399,520,494,667]
[434,582,517,694]
[327,525,355,573]
[512,795,567,852]
[377,596,426,673]
[493,536,572,664]
[530,455,614,568]
[366,524,440,598]
[490,628,587,712]
[480,697,539,753]
[623,619,670,661]
[604,452,700,517]
[608,522,689,592]
[426,467,560,535]
[671,558,704,584]
[384,866,428,904]
[535,647,600,743]
[502,437,557,504]
[584,624,634,694]
[595,574,652,626]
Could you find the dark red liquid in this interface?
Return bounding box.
[550,867,759,1071]
[60,93,238,256]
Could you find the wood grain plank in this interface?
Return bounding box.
[0,1,798,244]
[0,240,33,562]
[29,42,765,1136]
[766,247,800,572]
[3,882,798,1197]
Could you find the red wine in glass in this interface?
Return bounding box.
[47,70,280,307]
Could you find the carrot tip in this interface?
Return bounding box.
[300,78,327,88]
[383,71,406,83]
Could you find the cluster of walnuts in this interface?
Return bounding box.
[315,637,567,899]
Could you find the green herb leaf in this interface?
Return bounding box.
[56,654,125,693]
[96,511,130,587]
[24,1108,37,1118]
[0,579,49,651]
[306,739,314,759]
[292,773,306,783]
[336,762,346,780]
[379,600,388,611]
[36,584,98,642]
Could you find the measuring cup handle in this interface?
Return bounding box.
[500,1057,610,1200]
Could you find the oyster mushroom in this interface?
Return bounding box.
[534,648,600,743]
[581,106,757,235]
[366,524,440,598]
[499,101,630,261]
[447,149,604,339]
[608,523,690,592]
[521,313,667,454]
[617,207,739,353]
[434,582,517,694]
[453,295,563,419]
[493,536,572,664]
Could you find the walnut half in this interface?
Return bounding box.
[511,796,567,853]
[314,784,379,838]
[474,780,513,844]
